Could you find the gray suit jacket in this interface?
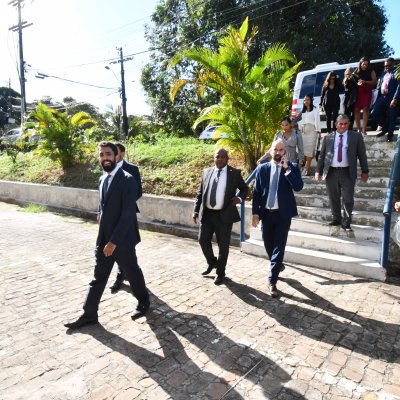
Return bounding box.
[317,130,369,181]
[193,165,248,224]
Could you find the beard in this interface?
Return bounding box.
[101,160,116,172]
[273,154,282,163]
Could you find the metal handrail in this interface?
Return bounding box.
[237,168,258,244]
[381,134,400,268]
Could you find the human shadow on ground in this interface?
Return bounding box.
[225,278,399,363]
[285,264,372,286]
[79,292,305,400]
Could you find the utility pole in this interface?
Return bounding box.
[9,0,32,123]
[110,48,133,140]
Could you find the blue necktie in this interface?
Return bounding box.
[268,166,279,209]
[102,174,111,203]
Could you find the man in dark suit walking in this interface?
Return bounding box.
[252,139,303,298]
[64,141,150,330]
[193,148,248,285]
[372,57,399,142]
[110,142,142,294]
[315,114,369,231]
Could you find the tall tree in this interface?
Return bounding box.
[143,0,390,136]
[171,18,301,171]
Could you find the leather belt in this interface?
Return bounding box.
[330,166,349,170]
[266,209,279,213]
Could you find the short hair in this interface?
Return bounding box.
[386,57,395,64]
[115,143,125,152]
[270,138,286,151]
[98,141,118,156]
[281,117,292,124]
[214,148,229,159]
[335,114,350,124]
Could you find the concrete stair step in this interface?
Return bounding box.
[297,206,383,227]
[295,194,384,212]
[250,227,380,259]
[241,239,386,281]
[301,185,387,199]
[290,218,382,243]
[300,176,389,188]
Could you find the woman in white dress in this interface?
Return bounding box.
[297,94,321,176]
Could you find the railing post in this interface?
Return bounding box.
[381,133,400,268]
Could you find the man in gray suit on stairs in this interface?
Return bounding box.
[315,114,369,231]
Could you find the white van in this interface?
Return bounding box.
[291,57,399,130]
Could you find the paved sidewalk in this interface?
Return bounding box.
[0,201,399,400]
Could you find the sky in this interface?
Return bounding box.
[0,0,399,117]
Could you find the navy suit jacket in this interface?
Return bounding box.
[194,165,248,224]
[376,68,400,102]
[252,161,303,220]
[98,167,140,247]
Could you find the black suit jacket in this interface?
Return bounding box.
[98,167,140,247]
[193,165,248,224]
[121,160,142,199]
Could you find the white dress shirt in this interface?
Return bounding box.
[331,130,349,167]
[206,165,228,210]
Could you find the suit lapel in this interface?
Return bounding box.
[104,168,122,205]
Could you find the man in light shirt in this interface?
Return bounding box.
[193,148,248,285]
[252,139,303,298]
[315,114,369,231]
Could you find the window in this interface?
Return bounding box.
[299,74,316,98]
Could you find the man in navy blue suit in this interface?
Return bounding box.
[372,57,399,142]
[252,139,303,298]
[64,141,150,329]
[110,142,143,294]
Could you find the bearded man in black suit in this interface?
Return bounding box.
[64,141,150,330]
[193,148,248,285]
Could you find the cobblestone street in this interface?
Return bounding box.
[0,201,399,400]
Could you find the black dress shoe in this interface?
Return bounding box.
[376,131,387,138]
[214,275,225,285]
[280,264,285,272]
[201,265,215,276]
[328,220,341,226]
[341,224,353,232]
[387,137,393,142]
[64,314,98,329]
[131,300,150,320]
[110,280,123,294]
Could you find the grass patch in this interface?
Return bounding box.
[18,203,47,213]
[0,138,247,198]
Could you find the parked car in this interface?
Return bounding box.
[0,127,40,144]
[199,126,228,139]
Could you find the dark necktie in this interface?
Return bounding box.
[209,169,222,208]
[338,134,343,163]
[268,166,279,209]
[102,174,111,203]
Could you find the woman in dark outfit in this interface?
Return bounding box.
[320,71,343,133]
[343,67,357,130]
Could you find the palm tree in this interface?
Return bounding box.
[28,103,96,169]
[170,17,301,171]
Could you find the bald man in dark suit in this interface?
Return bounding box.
[193,148,248,285]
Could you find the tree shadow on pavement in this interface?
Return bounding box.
[82,291,305,400]
[225,278,400,363]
